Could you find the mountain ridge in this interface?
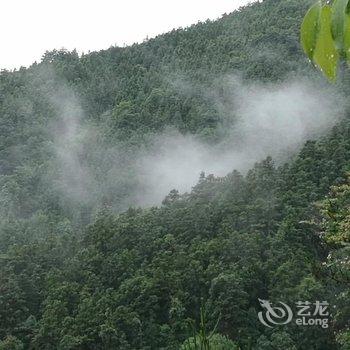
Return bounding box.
[0,0,349,348]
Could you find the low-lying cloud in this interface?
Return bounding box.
[38,73,345,212]
[135,77,345,205]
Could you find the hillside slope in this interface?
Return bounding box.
[0,0,349,349]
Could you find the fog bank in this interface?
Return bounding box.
[135,78,345,205]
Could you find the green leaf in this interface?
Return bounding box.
[301,2,321,60]
[331,0,350,52]
[313,5,339,82]
[344,13,350,63]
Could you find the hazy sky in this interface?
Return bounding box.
[1,0,252,70]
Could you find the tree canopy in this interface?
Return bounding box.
[0,0,349,349]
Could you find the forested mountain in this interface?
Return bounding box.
[0,0,349,349]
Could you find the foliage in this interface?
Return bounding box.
[180,334,239,350]
[0,0,349,349]
[301,0,350,81]
[316,176,350,346]
[0,336,24,350]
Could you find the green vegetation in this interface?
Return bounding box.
[301,0,350,81]
[0,0,349,349]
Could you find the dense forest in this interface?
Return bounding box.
[0,0,349,348]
